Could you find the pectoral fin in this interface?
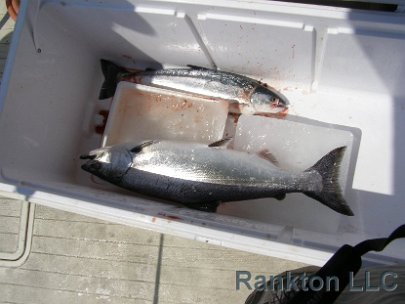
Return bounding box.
[258,149,280,167]
[274,193,286,200]
[130,140,156,153]
[208,138,233,148]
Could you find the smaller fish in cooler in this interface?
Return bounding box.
[99,60,289,115]
[80,139,353,216]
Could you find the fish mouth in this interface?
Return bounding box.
[252,96,289,117]
[259,84,289,109]
[271,98,283,108]
[274,92,289,107]
[80,158,102,173]
[80,154,96,160]
[268,97,289,113]
[249,99,289,115]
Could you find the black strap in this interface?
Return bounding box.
[354,224,405,256]
[287,224,405,304]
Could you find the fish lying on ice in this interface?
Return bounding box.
[80,139,353,216]
[99,60,289,114]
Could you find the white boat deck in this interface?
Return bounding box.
[0,198,305,303]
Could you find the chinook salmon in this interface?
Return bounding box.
[80,139,353,216]
[99,60,288,114]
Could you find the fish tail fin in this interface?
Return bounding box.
[99,59,127,99]
[304,146,354,216]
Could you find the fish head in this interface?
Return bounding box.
[250,85,289,114]
[80,144,133,183]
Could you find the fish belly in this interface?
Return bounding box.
[118,167,286,204]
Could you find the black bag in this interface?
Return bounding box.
[245,224,405,304]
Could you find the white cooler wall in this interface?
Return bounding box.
[320,20,405,96]
[45,2,214,69]
[197,11,315,88]
[0,0,100,182]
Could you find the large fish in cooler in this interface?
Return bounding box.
[80,139,353,216]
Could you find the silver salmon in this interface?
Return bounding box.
[80,139,353,216]
[99,60,289,114]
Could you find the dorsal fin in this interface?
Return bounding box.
[258,149,279,167]
[130,140,156,153]
[208,137,232,148]
[187,64,211,70]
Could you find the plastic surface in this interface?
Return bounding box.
[0,0,404,265]
[102,82,229,147]
[222,115,356,234]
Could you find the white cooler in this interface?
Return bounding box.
[0,0,404,266]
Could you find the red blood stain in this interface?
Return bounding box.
[95,110,109,134]
[122,54,133,60]
[230,113,241,124]
[158,212,182,221]
[254,108,288,119]
[95,125,105,134]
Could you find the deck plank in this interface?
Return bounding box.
[1,283,152,304]
[0,233,18,253]
[0,198,22,217]
[19,252,158,282]
[32,218,160,245]
[0,199,22,253]
[0,267,155,300]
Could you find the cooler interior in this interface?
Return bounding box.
[0,0,404,264]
